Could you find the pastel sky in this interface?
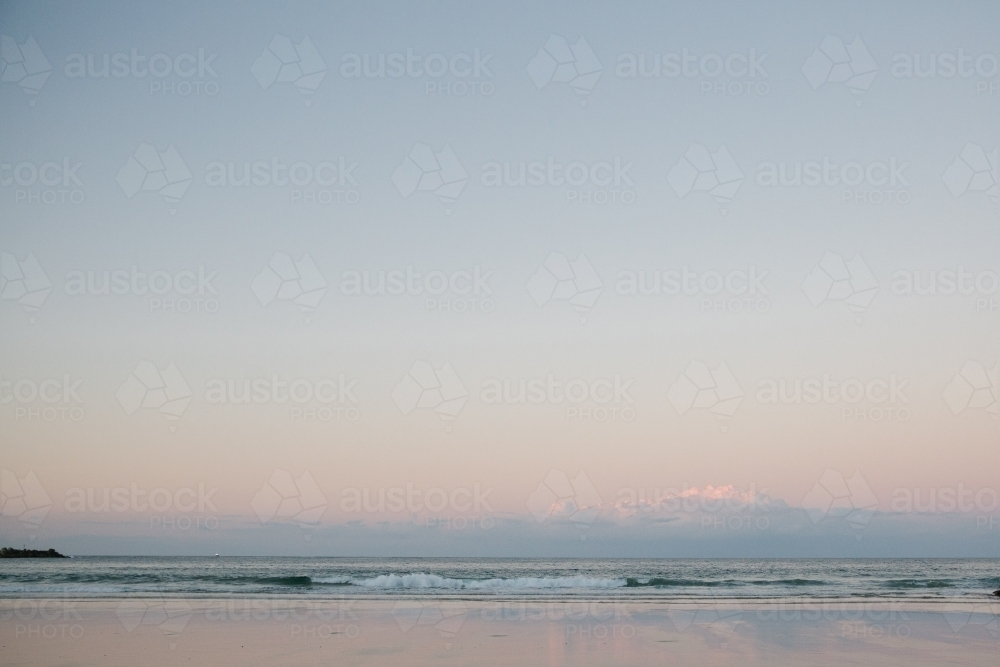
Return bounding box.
[1,0,998,556]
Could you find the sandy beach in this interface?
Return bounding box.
[3,598,997,666]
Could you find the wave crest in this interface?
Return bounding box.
[349,573,626,589]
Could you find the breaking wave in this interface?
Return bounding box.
[321,573,627,589]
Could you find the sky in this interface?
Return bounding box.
[1,0,998,557]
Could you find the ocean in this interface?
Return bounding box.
[1,558,998,600]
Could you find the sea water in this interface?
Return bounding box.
[1,558,997,599]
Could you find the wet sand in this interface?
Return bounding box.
[2,598,997,666]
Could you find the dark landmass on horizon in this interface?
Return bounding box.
[0,547,67,558]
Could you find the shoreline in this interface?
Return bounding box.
[2,595,997,608]
[3,596,997,667]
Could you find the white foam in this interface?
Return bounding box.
[349,573,626,589]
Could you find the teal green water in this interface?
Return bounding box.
[1,558,997,599]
